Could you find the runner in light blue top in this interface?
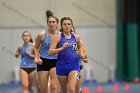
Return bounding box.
[15,31,36,93]
[20,43,36,68]
[34,10,60,93]
[39,31,58,59]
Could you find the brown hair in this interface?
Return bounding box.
[45,10,59,24]
[60,17,74,33]
[22,31,33,43]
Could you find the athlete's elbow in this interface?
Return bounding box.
[15,53,19,58]
[15,55,18,58]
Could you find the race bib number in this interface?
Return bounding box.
[72,43,77,50]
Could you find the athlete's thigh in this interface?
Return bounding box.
[37,71,49,87]
[20,68,29,86]
[68,70,79,88]
[28,73,35,88]
[57,76,68,93]
[49,67,57,80]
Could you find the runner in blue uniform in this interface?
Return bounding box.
[48,17,85,93]
[34,10,60,93]
[15,31,36,93]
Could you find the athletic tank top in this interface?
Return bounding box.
[20,43,36,68]
[39,31,58,59]
[57,33,80,65]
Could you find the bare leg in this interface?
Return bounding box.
[68,71,79,93]
[38,71,49,93]
[49,68,60,93]
[28,71,35,93]
[20,69,29,93]
[34,71,41,93]
[75,69,84,93]
[57,76,68,93]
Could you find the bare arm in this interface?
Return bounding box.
[48,35,69,55]
[15,46,21,58]
[80,40,88,63]
[34,33,42,59]
[76,35,84,59]
[80,40,87,59]
[34,32,45,65]
[25,44,35,58]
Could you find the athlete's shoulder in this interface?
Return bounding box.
[37,31,46,42]
[38,31,46,37]
[30,42,35,47]
[73,33,80,39]
[74,34,80,42]
[54,34,60,40]
[31,43,35,46]
[18,45,23,51]
[51,33,60,44]
[29,43,35,50]
[73,33,79,37]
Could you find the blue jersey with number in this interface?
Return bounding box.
[40,31,58,59]
[57,33,80,65]
[20,43,36,68]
